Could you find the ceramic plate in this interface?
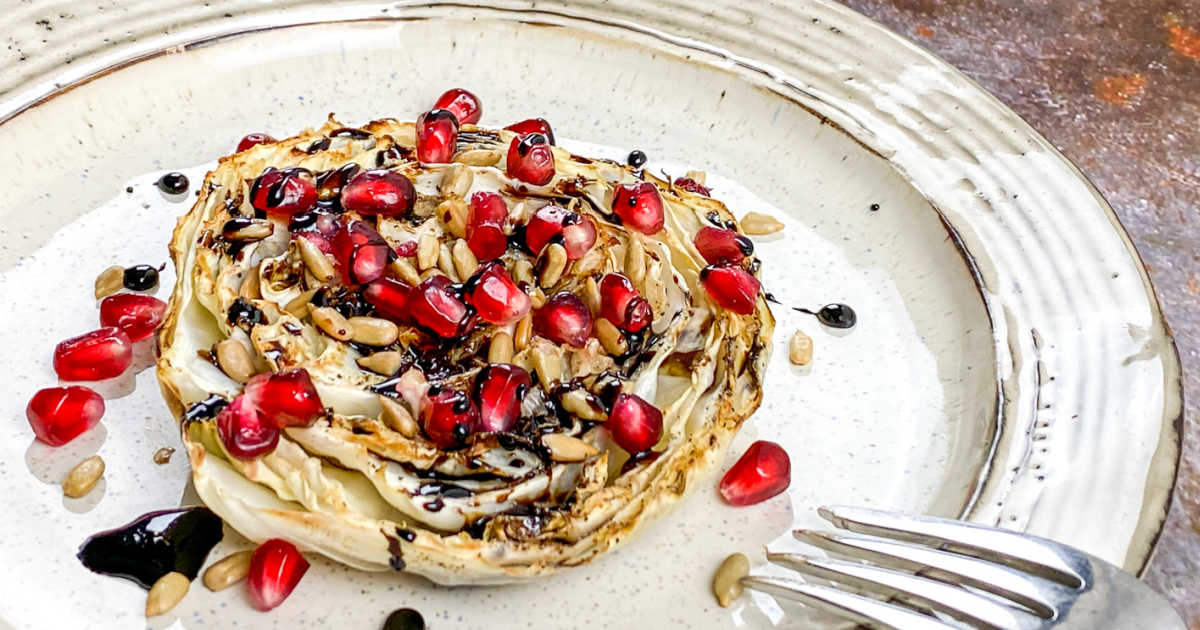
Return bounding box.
[0,1,1182,628]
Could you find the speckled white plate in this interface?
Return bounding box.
[0,1,1182,629]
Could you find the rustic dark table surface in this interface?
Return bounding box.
[840,0,1200,624]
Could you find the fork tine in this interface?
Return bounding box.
[741,575,954,630]
[795,530,1059,618]
[766,554,1037,630]
[820,506,1086,588]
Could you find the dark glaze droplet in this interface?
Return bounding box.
[183,395,229,424]
[795,303,857,329]
[383,608,426,630]
[627,149,647,168]
[155,172,189,195]
[869,203,880,212]
[123,264,159,291]
[227,297,266,331]
[77,507,223,589]
[515,133,548,157]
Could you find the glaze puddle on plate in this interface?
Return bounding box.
[0,111,991,627]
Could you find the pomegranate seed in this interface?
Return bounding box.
[533,292,592,348]
[248,538,310,611]
[99,293,167,341]
[700,265,761,315]
[432,88,482,125]
[523,205,596,260]
[612,182,665,235]
[237,133,276,152]
[694,226,753,265]
[474,364,531,433]
[410,275,476,338]
[340,169,416,217]
[504,118,555,145]
[250,167,318,217]
[216,395,280,459]
[420,387,479,449]
[364,277,414,323]
[466,192,509,261]
[598,273,652,333]
[506,133,555,186]
[53,327,133,381]
[465,262,530,326]
[416,109,459,164]
[393,240,418,257]
[718,440,791,506]
[673,177,711,196]
[607,393,663,453]
[295,229,332,255]
[243,369,325,428]
[330,218,393,285]
[25,386,104,446]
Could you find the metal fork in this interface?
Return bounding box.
[742,506,1186,629]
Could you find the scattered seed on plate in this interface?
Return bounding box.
[153,447,175,465]
[62,455,105,498]
[789,329,813,366]
[203,550,254,592]
[94,265,125,299]
[740,212,784,235]
[712,552,749,607]
[357,351,403,376]
[145,571,190,617]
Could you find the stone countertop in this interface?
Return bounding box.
[840,0,1200,624]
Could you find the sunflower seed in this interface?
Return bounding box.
[202,550,253,592]
[94,265,124,299]
[417,232,439,270]
[527,285,547,309]
[222,218,273,241]
[537,243,567,288]
[560,389,607,421]
[594,318,628,356]
[712,552,749,607]
[146,571,190,617]
[581,275,602,315]
[511,258,535,285]
[532,347,564,388]
[514,314,533,351]
[296,236,337,282]
[215,338,255,382]
[377,394,419,438]
[511,200,533,224]
[284,288,317,318]
[357,351,403,375]
[420,267,445,282]
[62,455,105,498]
[740,212,784,235]
[789,329,813,366]
[239,267,262,300]
[310,306,352,341]
[389,257,422,285]
[438,198,469,239]
[437,242,459,281]
[451,239,478,279]
[439,163,474,197]
[625,237,646,286]
[542,433,600,462]
[488,331,514,363]
[454,149,503,166]
[349,316,399,346]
